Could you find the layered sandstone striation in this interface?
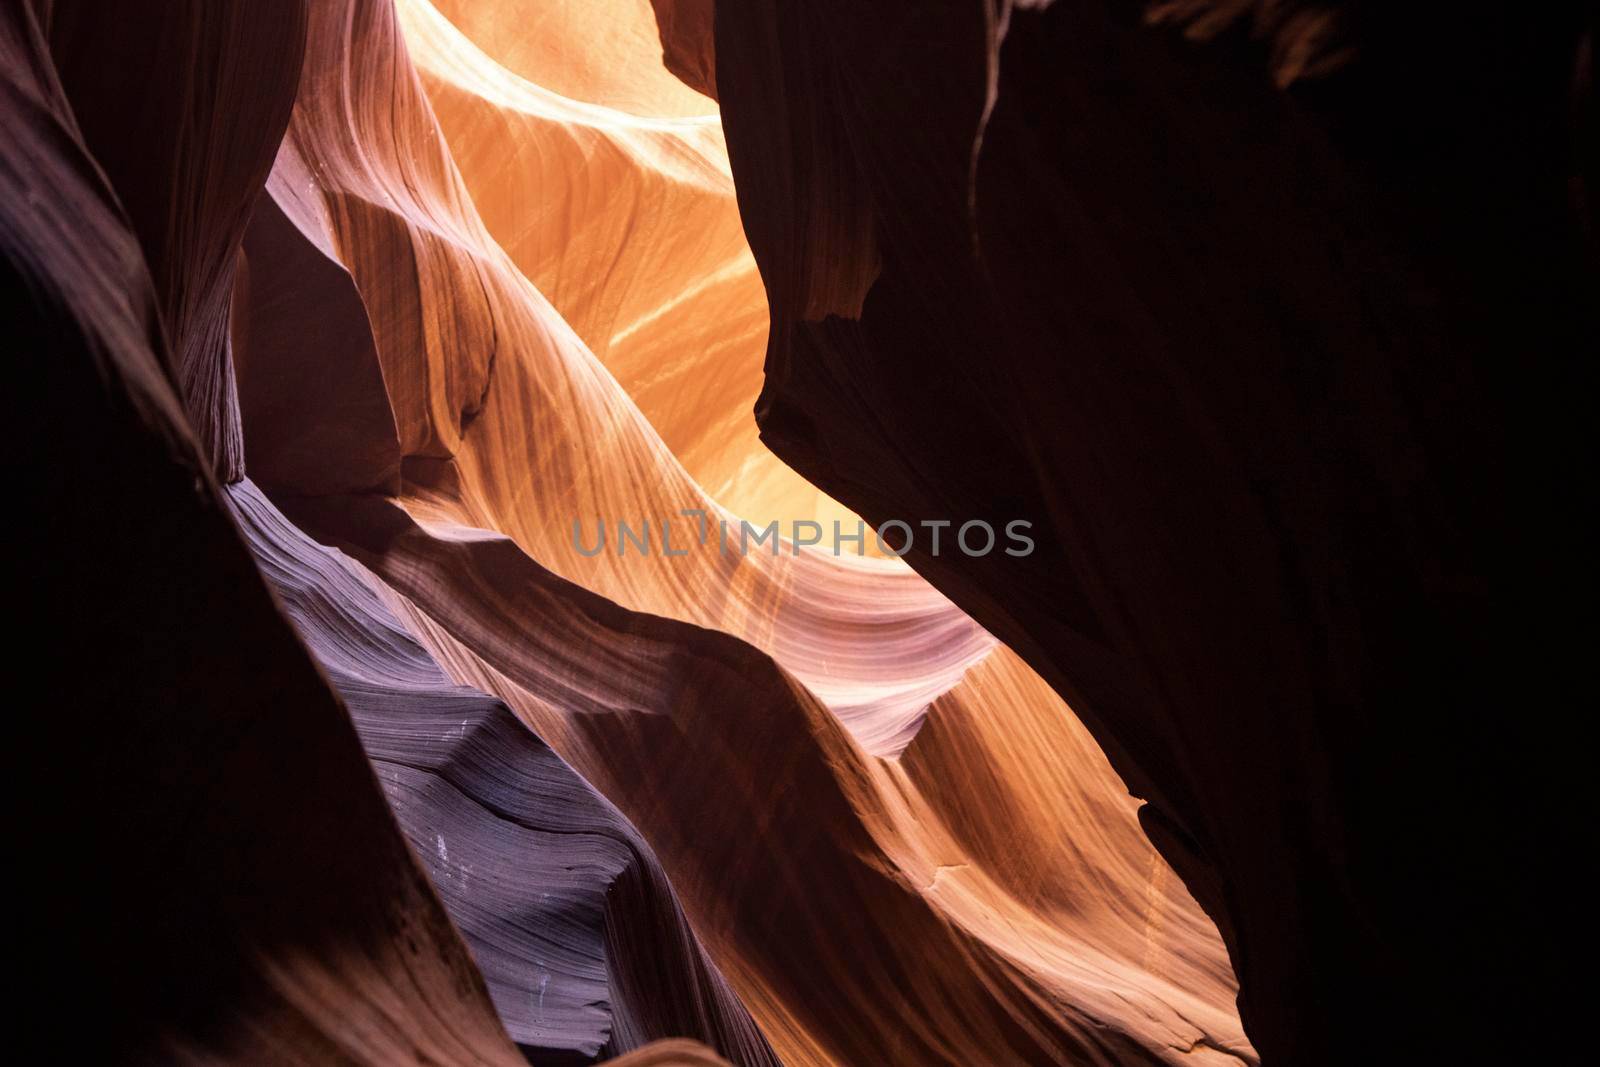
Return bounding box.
[239,2,1255,1061]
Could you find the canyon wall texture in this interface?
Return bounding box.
[700,2,1592,1064]
[7,4,530,1061]
[9,0,1587,1063]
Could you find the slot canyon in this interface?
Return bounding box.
[6,1,1590,1065]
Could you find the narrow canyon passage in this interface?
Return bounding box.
[8,1,1585,1065]
[246,1,1253,1061]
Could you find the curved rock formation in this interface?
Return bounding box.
[399,0,791,526]
[267,0,995,756]
[43,0,306,479]
[5,4,523,1060]
[431,0,716,118]
[8,3,750,1063]
[703,1,1593,1063]
[229,481,776,1064]
[232,1,1255,1062]
[279,491,1252,1065]
[233,195,401,497]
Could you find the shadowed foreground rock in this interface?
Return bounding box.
[701,1,1592,1062]
[6,4,527,1060]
